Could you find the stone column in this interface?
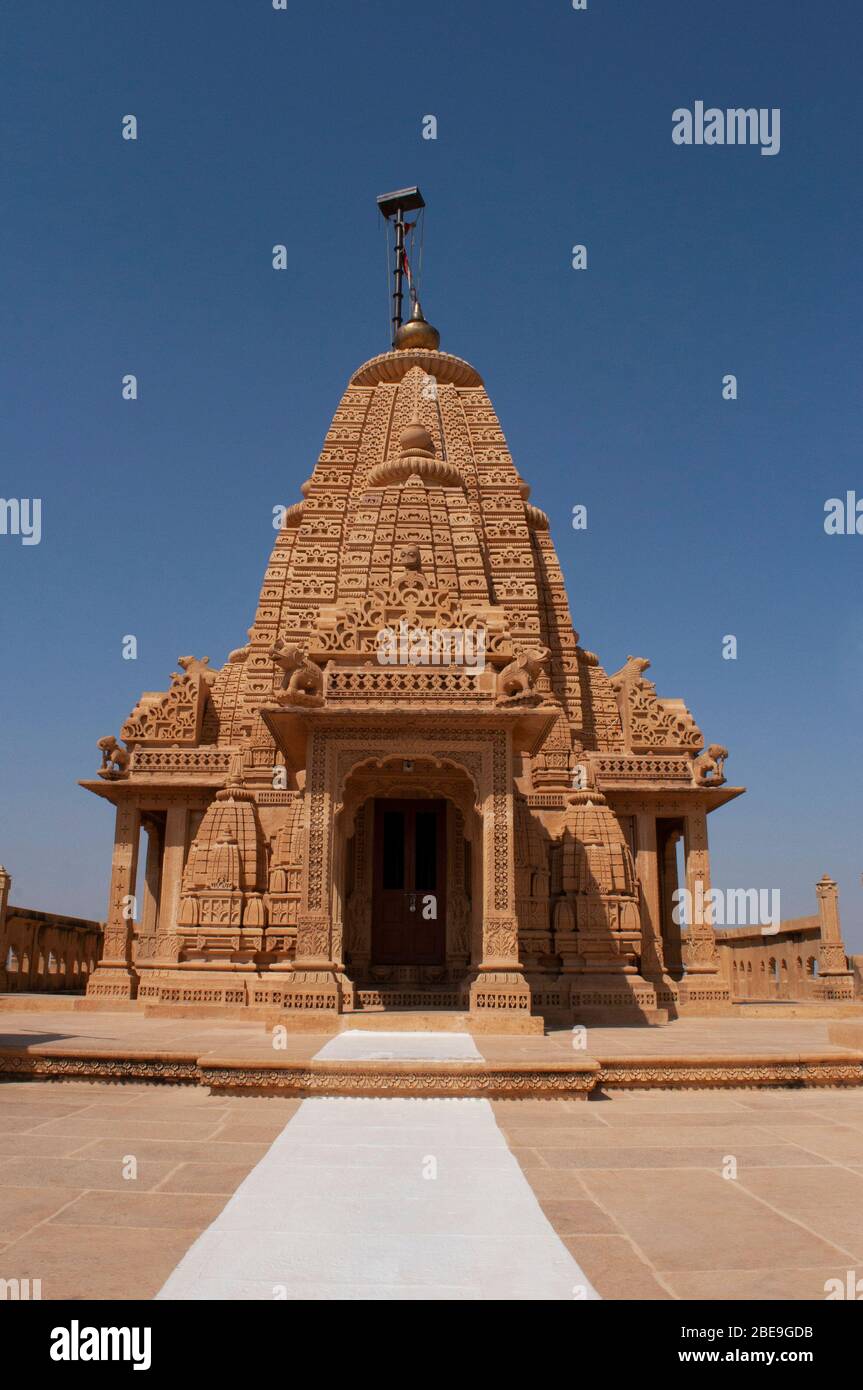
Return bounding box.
[635,814,666,979]
[659,825,684,974]
[343,800,373,983]
[446,806,471,975]
[86,801,141,999]
[0,865,11,992]
[469,731,532,1018]
[140,817,163,944]
[815,873,854,996]
[681,810,720,975]
[289,732,342,1011]
[154,805,189,962]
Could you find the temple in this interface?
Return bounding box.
[77,196,853,1031]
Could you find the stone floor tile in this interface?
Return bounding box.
[562,1235,672,1299]
[0,1186,82,1241]
[576,1168,852,1271]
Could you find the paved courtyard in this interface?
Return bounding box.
[1,1011,863,1300]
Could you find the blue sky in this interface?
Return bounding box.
[2,1,861,948]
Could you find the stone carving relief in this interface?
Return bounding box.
[121,657,215,746]
[310,570,513,660]
[610,655,703,754]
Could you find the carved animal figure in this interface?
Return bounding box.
[97,735,130,777]
[693,743,728,786]
[270,641,325,706]
[610,654,651,696]
[175,654,216,686]
[496,646,550,703]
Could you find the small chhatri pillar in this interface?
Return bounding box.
[0,865,12,992]
[815,873,855,999]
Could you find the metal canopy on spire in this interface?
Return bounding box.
[377,186,426,349]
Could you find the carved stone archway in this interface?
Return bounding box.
[337,756,480,999]
[284,718,532,1019]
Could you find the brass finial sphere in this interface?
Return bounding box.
[395,299,440,352]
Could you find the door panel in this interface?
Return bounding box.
[372,799,446,965]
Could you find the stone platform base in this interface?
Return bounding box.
[569,973,672,1027]
[571,1006,670,1027]
[0,994,141,1013]
[733,1001,863,1020]
[3,1041,863,1094]
[4,996,863,1093]
[0,1047,598,1097]
[597,1052,863,1088]
[340,1009,543,1035]
[262,1009,479,1034]
[261,1007,545,1036]
[828,1022,863,1049]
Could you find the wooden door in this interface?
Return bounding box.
[371,799,446,965]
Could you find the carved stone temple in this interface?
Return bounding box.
[82,279,850,1029]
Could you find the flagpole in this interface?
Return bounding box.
[393,205,405,349]
[376,187,426,350]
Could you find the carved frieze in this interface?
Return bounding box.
[121,658,215,747]
[610,656,702,754]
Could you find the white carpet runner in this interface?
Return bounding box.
[157,1032,599,1301]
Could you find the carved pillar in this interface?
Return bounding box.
[817,874,842,945]
[0,865,11,992]
[330,804,347,973]
[635,814,666,979]
[446,806,471,975]
[815,873,854,996]
[550,834,576,975]
[468,730,532,1016]
[681,810,720,976]
[289,732,342,1011]
[658,824,684,974]
[86,801,141,999]
[152,805,188,964]
[140,817,163,944]
[344,800,372,980]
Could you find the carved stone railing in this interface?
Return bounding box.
[0,872,103,995]
[715,877,856,1003]
[593,755,693,785]
[129,748,234,776]
[325,667,490,703]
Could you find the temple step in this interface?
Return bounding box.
[339,1009,473,1032]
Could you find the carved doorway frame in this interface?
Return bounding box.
[292,723,523,992]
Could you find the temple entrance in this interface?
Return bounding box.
[371,798,446,965]
[339,757,478,996]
